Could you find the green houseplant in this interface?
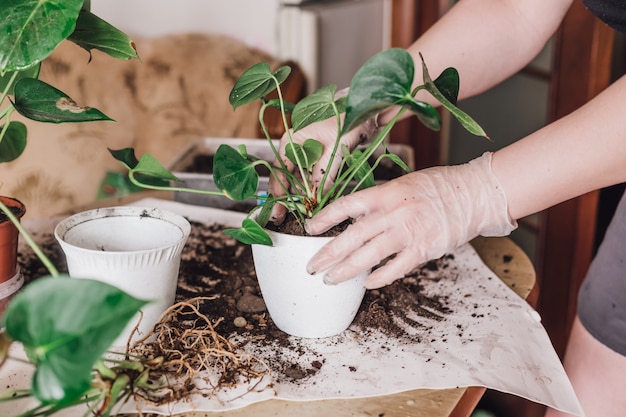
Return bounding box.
[0,1,158,415]
[0,0,138,293]
[111,48,487,245]
[110,47,488,338]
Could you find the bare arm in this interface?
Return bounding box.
[494,74,626,219]
[381,0,574,123]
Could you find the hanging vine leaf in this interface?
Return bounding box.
[3,276,148,404]
[69,10,139,60]
[13,78,112,123]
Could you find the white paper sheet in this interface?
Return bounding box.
[0,198,583,416]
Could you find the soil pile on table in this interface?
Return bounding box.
[17,219,454,384]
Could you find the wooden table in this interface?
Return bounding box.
[89,192,536,417]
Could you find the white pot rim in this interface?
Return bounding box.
[54,206,191,255]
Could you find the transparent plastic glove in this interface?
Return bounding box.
[268,89,379,225]
[305,152,518,289]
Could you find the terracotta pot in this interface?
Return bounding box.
[251,229,368,338]
[0,196,26,284]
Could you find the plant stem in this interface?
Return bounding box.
[318,109,405,212]
[316,98,343,204]
[0,71,19,146]
[0,200,59,277]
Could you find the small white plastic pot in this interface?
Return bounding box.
[251,229,368,338]
[54,206,191,347]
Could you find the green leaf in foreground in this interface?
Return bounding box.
[3,276,148,404]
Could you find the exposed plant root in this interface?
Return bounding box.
[128,297,272,405]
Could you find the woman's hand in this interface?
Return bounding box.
[305,152,517,289]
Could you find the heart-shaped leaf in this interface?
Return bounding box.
[3,276,148,404]
[213,144,259,201]
[229,63,291,109]
[0,0,83,71]
[291,84,338,132]
[285,139,323,171]
[342,48,415,134]
[223,218,272,246]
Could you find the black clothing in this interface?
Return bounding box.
[581,0,626,32]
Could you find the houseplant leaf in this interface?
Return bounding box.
[229,63,291,109]
[291,84,338,132]
[213,144,259,201]
[433,67,460,105]
[109,147,140,169]
[342,147,375,189]
[224,218,272,246]
[420,54,488,138]
[68,10,139,60]
[285,139,323,171]
[0,0,84,71]
[3,276,148,404]
[13,78,113,123]
[0,122,27,162]
[342,48,415,134]
[134,153,181,182]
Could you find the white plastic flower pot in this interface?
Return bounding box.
[54,206,191,347]
[251,229,368,338]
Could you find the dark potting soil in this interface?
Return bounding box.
[0,205,23,223]
[17,219,454,385]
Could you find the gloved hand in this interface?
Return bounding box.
[304,152,518,289]
[268,89,379,225]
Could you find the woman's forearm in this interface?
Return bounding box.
[381,0,573,124]
[493,74,626,219]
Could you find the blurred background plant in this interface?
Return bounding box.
[0,0,138,164]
